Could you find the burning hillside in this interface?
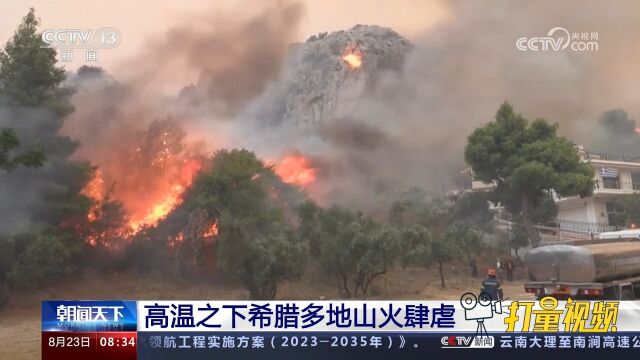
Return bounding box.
[63,23,418,240]
[274,154,317,187]
[281,25,412,125]
[76,117,317,246]
[77,119,205,245]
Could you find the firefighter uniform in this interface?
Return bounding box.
[481,269,504,300]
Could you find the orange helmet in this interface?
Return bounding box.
[487,268,496,277]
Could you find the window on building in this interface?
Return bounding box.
[602,176,620,189]
[606,201,626,227]
[600,167,621,189]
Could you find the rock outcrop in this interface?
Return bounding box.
[282,25,412,126]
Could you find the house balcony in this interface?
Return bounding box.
[583,151,640,163]
[593,179,640,196]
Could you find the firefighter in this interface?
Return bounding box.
[481,268,504,300]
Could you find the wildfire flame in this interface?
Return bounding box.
[342,47,363,69]
[77,118,212,247]
[93,158,200,233]
[80,118,319,248]
[128,183,187,232]
[170,232,185,247]
[81,158,202,246]
[82,150,318,247]
[169,220,218,247]
[81,169,106,222]
[275,154,317,187]
[125,158,202,231]
[202,222,219,238]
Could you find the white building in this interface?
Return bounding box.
[462,145,640,234]
[554,146,640,233]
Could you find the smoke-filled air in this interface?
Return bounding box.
[46,0,638,233]
[3,2,640,354]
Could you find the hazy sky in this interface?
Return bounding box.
[0,0,448,72]
[3,0,640,209]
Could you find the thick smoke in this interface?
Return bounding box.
[583,109,640,155]
[310,0,640,207]
[61,1,306,215]
[398,0,640,161]
[61,0,640,213]
[64,1,304,135]
[240,0,640,208]
[348,0,640,204]
[0,106,67,234]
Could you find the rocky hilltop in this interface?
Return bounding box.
[282,25,412,126]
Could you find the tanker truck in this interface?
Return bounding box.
[523,229,640,300]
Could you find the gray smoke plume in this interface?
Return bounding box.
[61,0,640,213]
[0,106,61,234]
[61,2,306,200]
[230,0,640,208]
[583,109,640,156]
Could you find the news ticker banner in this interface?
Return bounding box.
[43,298,640,359]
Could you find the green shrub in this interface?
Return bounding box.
[8,232,82,288]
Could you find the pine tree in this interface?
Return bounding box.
[465,102,594,247]
[0,8,65,106]
[0,128,44,171]
[0,8,88,233]
[0,9,91,294]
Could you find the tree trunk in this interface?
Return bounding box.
[438,261,445,288]
[521,194,541,247]
[363,271,386,295]
[512,224,519,257]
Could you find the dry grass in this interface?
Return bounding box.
[0,263,533,359]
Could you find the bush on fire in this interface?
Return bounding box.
[181,149,308,299]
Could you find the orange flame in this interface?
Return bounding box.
[202,222,219,238]
[169,232,185,247]
[77,119,210,247]
[126,158,202,231]
[81,157,203,245]
[342,47,363,69]
[168,221,217,247]
[128,184,185,231]
[275,155,317,187]
[81,169,105,222]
